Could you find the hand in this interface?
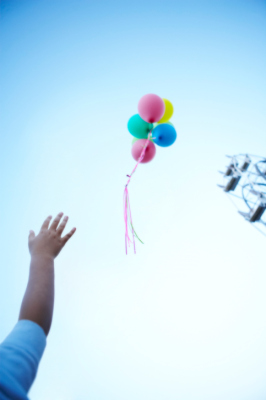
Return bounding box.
[28,212,76,259]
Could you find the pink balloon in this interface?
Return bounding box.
[131,139,156,163]
[138,94,165,123]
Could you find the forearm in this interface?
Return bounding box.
[19,255,54,336]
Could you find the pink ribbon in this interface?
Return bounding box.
[124,132,152,254]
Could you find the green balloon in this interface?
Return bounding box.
[153,121,174,129]
[127,114,153,139]
[131,136,153,145]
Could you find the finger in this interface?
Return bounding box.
[41,215,53,230]
[62,227,76,244]
[57,215,69,236]
[28,230,35,242]
[50,212,64,231]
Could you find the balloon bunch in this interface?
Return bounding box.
[124,94,177,254]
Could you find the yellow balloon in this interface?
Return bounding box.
[158,99,174,123]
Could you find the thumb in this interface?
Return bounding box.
[29,230,35,242]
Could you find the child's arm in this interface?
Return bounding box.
[19,212,76,336]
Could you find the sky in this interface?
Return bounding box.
[0,0,266,399]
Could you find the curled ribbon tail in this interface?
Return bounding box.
[123,131,152,254]
[123,186,136,254]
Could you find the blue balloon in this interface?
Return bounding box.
[152,123,177,147]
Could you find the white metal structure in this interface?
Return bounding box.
[218,154,266,236]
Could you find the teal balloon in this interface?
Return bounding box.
[128,114,153,139]
[152,124,177,147]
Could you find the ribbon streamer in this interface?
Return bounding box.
[123,131,152,254]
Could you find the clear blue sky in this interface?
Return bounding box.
[0,1,266,399]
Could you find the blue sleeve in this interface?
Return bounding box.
[0,320,46,400]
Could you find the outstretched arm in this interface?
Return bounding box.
[19,213,76,336]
